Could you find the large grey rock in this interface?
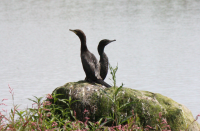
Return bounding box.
[52,81,200,130]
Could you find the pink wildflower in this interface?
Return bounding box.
[117,125,122,130]
[8,84,13,92]
[146,125,153,129]
[162,119,167,124]
[78,120,84,124]
[52,122,58,127]
[2,99,8,102]
[83,109,89,114]
[2,108,7,112]
[0,103,7,106]
[8,84,14,96]
[31,122,37,127]
[43,101,51,106]
[46,94,53,99]
[85,117,90,120]
[95,121,99,125]
[84,117,90,126]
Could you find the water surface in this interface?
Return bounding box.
[0,0,200,122]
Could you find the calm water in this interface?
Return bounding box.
[1,0,200,122]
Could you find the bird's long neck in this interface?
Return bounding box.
[98,45,105,56]
[79,34,88,52]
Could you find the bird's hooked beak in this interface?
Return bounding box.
[108,39,116,44]
[69,29,77,34]
[110,39,116,42]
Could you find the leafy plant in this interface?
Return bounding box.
[101,64,135,126]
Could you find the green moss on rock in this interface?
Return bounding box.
[52,81,200,130]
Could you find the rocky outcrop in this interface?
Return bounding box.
[52,81,200,130]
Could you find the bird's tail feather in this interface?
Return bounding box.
[96,79,111,88]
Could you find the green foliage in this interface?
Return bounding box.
[102,64,135,126]
[109,63,118,87]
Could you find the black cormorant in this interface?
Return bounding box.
[98,39,116,80]
[69,29,111,88]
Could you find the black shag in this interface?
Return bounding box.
[69,29,111,88]
[98,39,116,80]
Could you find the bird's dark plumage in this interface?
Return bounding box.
[69,29,111,88]
[98,39,116,80]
